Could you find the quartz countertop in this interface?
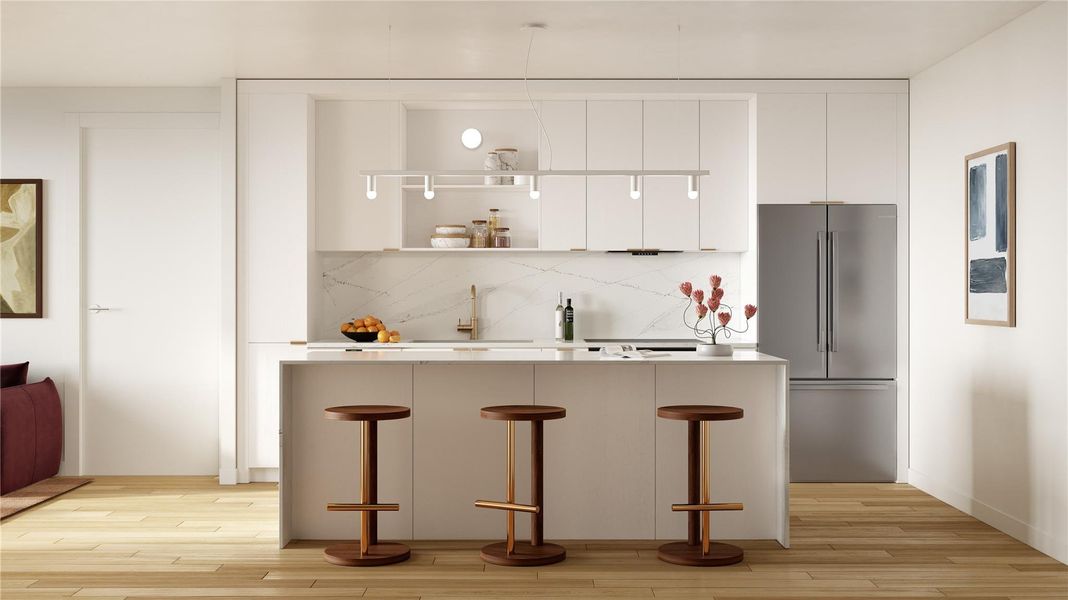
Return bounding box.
[308,338,757,351]
[284,348,786,366]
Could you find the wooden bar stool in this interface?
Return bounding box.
[322,405,411,567]
[657,405,745,567]
[474,405,567,567]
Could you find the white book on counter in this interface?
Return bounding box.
[599,345,670,360]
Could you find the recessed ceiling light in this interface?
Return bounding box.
[461,128,482,150]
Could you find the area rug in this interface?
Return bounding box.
[1,477,92,519]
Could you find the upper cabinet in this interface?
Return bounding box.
[756,93,827,204]
[316,101,402,251]
[239,93,311,343]
[538,101,587,251]
[699,100,750,252]
[827,93,907,205]
[586,101,643,251]
[757,92,905,206]
[643,101,699,251]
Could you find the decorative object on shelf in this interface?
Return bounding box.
[494,148,519,185]
[491,227,511,248]
[430,233,471,249]
[1,179,43,319]
[340,315,400,343]
[470,220,489,248]
[678,275,757,357]
[435,224,467,235]
[483,152,501,185]
[461,128,482,150]
[965,142,1015,327]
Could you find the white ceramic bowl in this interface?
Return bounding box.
[430,235,471,249]
[435,224,467,235]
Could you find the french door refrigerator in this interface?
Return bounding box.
[758,204,897,482]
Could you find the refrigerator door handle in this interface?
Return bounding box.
[816,231,826,352]
[790,381,892,391]
[829,230,839,352]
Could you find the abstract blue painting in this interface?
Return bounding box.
[965,143,1015,326]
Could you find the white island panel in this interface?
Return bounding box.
[536,364,656,539]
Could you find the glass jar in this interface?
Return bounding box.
[470,220,489,248]
[492,227,511,248]
[487,208,501,236]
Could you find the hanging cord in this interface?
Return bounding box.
[524,28,552,171]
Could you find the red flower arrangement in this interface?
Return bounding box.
[678,274,757,345]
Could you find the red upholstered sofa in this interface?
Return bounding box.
[1,363,63,494]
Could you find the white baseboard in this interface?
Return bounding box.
[218,467,238,485]
[248,467,279,483]
[908,468,1067,564]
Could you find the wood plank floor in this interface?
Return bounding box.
[1,477,1064,599]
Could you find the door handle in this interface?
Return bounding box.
[816,232,825,352]
[829,231,839,352]
[88,304,111,313]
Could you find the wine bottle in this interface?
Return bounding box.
[554,293,565,342]
[563,298,575,342]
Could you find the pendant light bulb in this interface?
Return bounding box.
[529,175,540,200]
[366,175,378,200]
[687,175,698,200]
[629,175,641,200]
[423,175,435,200]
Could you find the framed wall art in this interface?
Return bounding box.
[1,179,43,318]
[965,143,1015,327]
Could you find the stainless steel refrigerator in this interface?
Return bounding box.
[758,205,897,482]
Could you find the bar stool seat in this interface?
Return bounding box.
[475,404,567,567]
[657,404,745,567]
[323,404,411,567]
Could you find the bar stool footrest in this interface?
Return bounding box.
[670,502,744,512]
[327,503,400,512]
[474,499,540,514]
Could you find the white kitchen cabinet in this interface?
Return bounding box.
[827,93,905,205]
[538,101,587,251]
[239,92,310,342]
[243,342,308,471]
[643,101,699,251]
[316,101,402,251]
[699,100,750,252]
[756,93,827,204]
[586,101,643,250]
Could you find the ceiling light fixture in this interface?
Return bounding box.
[423,175,435,200]
[630,175,641,200]
[529,175,540,200]
[687,175,698,200]
[366,174,378,200]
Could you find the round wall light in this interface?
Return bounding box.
[461,128,483,150]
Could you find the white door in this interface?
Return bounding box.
[827,93,903,205]
[538,101,587,251]
[699,100,750,252]
[643,100,699,251]
[82,113,220,475]
[586,101,643,250]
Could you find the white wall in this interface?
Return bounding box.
[0,87,221,475]
[909,1,1067,563]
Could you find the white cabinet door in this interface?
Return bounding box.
[240,93,310,342]
[700,100,750,252]
[244,342,307,471]
[643,101,699,251]
[586,101,643,250]
[827,93,902,205]
[538,101,587,251]
[756,93,826,204]
[316,101,401,250]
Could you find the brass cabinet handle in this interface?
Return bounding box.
[289,340,307,345]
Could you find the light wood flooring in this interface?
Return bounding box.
[1,477,1064,599]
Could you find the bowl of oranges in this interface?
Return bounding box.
[340,315,401,343]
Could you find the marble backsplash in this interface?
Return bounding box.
[315,252,754,343]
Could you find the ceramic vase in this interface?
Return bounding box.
[697,343,733,357]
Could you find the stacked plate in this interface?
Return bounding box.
[431,224,470,248]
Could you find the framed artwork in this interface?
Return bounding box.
[965,143,1015,326]
[1,179,43,318]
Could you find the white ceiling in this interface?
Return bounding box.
[1,1,1041,86]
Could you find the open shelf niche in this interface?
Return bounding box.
[400,102,541,250]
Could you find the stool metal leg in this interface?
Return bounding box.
[687,421,700,546]
[701,421,711,556]
[530,420,544,547]
[361,421,378,557]
[506,420,516,555]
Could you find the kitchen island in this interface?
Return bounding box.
[278,349,789,548]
